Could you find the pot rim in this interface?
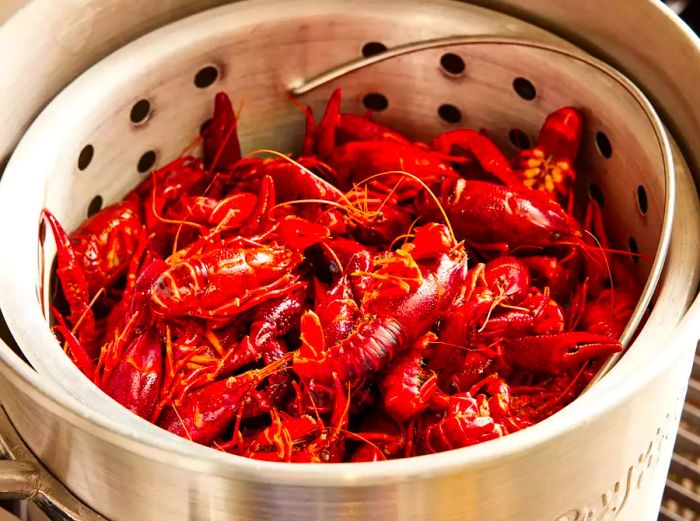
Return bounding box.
[1,293,698,487]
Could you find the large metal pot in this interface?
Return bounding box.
[0,1,699,520]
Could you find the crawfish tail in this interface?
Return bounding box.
[294,316,406,384]
[203,91,241,171]
[535,107,584,162]
[158,355,289,445]
[101,327,163,420]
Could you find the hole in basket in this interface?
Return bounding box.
[362,42,387,57]
[440,53,466,76]
[438,104,462,124]
[513,77,536,101]
[194,65,220,89]
[87,195,103,218]
[137,150,157,173]
[595,131,613,158]
[508,129,531,150]
[200,118,212,136]
[588,182,605,207]
[77,145,94,171]
[130,99,151,125]
[628,236,640,263]
[636,185,648,215]
[363,93,389,112]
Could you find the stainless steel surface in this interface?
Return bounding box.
[467,0,700,189]
[0,462,38,501]
[0,407,103,520]
[0,1,697,521]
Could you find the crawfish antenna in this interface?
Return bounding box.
[355,170,456,246]
[245,148,348,202]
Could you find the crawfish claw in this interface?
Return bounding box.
[505,332,622,374]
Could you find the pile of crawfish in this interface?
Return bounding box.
[44,89,641,462]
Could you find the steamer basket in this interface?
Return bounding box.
[0,11,675,409]
[0,1,698,521]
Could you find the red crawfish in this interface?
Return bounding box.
[573,198,642,336]
[285,380,350,463]
[292,223,468,384]
[238,156,345,206]
[477,289,566,340]
[308,88,458,191]
[149,238,302,320]
[101,327,163,420]
[583,198,643,298]
[421,393,505,453]
[166,193,258,232]
[129,156,211,251]
[202,91,241,172]
[439,350,495,395]
[164,174,278,256]
[304,89,411,152]
[431,257,531,368]
[380,332,440,423]
[512,107,584,210]
[289,376,376,418]
[175,283,307,395]
[350,412,412,462]
[421,178,584,255]
[97,258,169,420]
[314,251,371,347]
[43,202,144,354]
[580,287,638,340]
[509,368,593,423]
[158,355,288,445]
[244,379,350,463]
[520,253,581,303]
[467,374,530,432]
[324,140,459,194]
[431,129,520,186]
[243,411,321,462]
[308,87,412,158]
[503,331,622,375]
[313,183,413,247]
[429,257,530,391]
[239,371,294,419]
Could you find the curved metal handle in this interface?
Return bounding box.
[0,460,39,500]
[0,406,106,520]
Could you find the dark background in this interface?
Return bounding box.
[667,0,700,31]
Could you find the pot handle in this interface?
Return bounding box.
[0,407,106,520]
[0,461,39,500]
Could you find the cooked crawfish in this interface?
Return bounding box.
[44,88,643,463]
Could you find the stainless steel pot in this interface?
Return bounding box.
[0,1,699,520]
